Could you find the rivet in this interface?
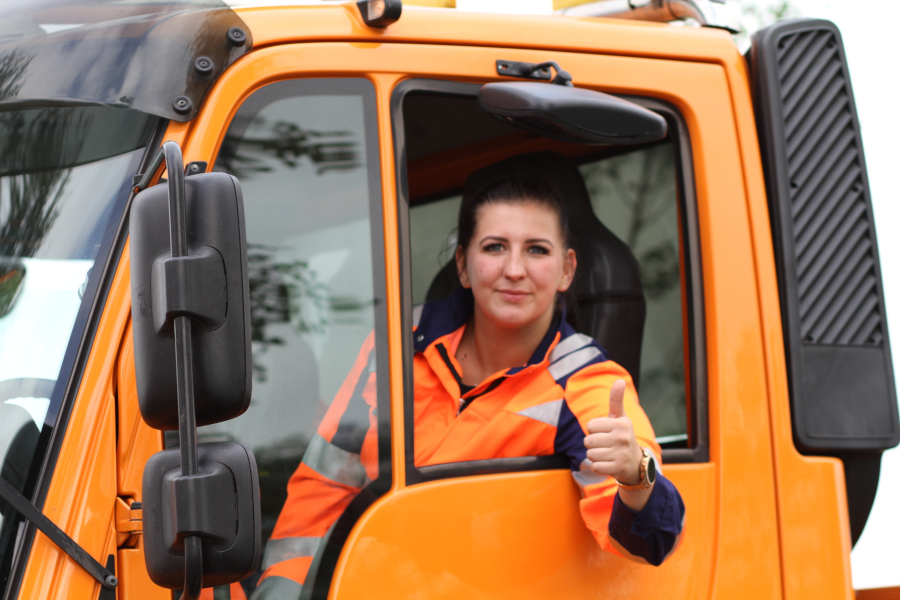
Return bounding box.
[194,56,214,76]
[172,96,193,115]
[226,27,247,47]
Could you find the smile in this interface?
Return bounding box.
[498,289,530,302]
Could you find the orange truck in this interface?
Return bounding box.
[0,1,897,599]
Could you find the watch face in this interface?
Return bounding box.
[646,453,657,484]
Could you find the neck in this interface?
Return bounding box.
[455,308,554,387]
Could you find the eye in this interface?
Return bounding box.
[527,244,551,255]
[483,242,504,252]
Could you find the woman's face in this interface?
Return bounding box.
[456,200,576,332]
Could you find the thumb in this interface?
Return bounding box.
[607,379,626,418]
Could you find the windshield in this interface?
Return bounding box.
[0,104,158,582]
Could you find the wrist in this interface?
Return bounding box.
[616,447,657,491]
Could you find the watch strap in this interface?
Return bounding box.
[616,447,654,491]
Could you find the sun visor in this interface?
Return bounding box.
[0,0,252,122]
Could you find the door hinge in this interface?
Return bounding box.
[115,497,142,547]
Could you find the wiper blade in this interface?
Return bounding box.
[0,475,117,590]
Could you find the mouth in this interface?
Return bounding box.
[497,289,529,302]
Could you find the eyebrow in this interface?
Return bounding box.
[479,235,555,247]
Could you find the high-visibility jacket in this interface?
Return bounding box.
[252,288,685,598]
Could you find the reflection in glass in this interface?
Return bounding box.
[581,143,687,442]
[204,81,382,595]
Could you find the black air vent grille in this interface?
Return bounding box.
[777,29,882,346]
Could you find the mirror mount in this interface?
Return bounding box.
[480,63,668,146]
[496,59,573,86]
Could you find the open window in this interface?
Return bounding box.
[394,80,707,479]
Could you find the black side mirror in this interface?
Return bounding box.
[130,156,251,429]
[130,142,260,599]
[478,77,667,145]
[142,442,261,589]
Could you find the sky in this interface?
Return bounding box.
[778,0,900,590]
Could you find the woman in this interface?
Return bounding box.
[253,163,685,599]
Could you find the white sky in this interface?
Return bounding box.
[780,0,900,590]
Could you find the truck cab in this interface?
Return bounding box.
[0,1,896,599]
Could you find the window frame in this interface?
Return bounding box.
[391,78,708,487]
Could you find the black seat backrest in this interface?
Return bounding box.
[424,151,646,388]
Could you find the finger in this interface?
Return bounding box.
[586,417,616,435]
[589,460,621,479]
[585,447,617,463]
[607,379,627,419]
[584,432,616,451]
[585,428,625,446]
[585,428,634,452]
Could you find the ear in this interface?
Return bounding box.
[558,248,577,292]
[455,246,471,288]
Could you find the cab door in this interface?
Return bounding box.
[328,40,778,600]
[179,33,774,600]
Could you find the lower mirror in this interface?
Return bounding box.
[142,441,261,589]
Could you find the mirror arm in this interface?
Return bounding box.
[151,141,205,600]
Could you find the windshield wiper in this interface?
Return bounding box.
[0,476,117,590]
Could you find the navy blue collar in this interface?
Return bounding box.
[414,286,566,368]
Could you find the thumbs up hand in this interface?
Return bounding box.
[584,379,643,486]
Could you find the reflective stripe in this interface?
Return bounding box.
[572,457,611,489]
[548,346,602,382]
[516,399,564,426]
[262,536,322,570]
[249,575,303,600]
[548,332,593,363]
[303,433,368,488]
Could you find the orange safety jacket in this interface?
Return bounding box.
[252,288,685,598]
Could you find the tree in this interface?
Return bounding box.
[732,0,799,50]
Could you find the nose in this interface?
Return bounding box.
[503,250,526,281]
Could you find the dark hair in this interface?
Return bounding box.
[456,177,570,252]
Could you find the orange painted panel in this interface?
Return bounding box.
[332,466,713,599]
[720,40,854,600]
[17,245,132,599]
[116,317,165,501]
[118,540,169,600]
[235,4,736,64]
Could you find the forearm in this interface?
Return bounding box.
[616,483,653,512]
[607,474,685,566]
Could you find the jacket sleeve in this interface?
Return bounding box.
[252,333,379,599]
[554,359,685,566]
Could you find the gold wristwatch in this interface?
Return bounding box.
[616,447,657,491]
